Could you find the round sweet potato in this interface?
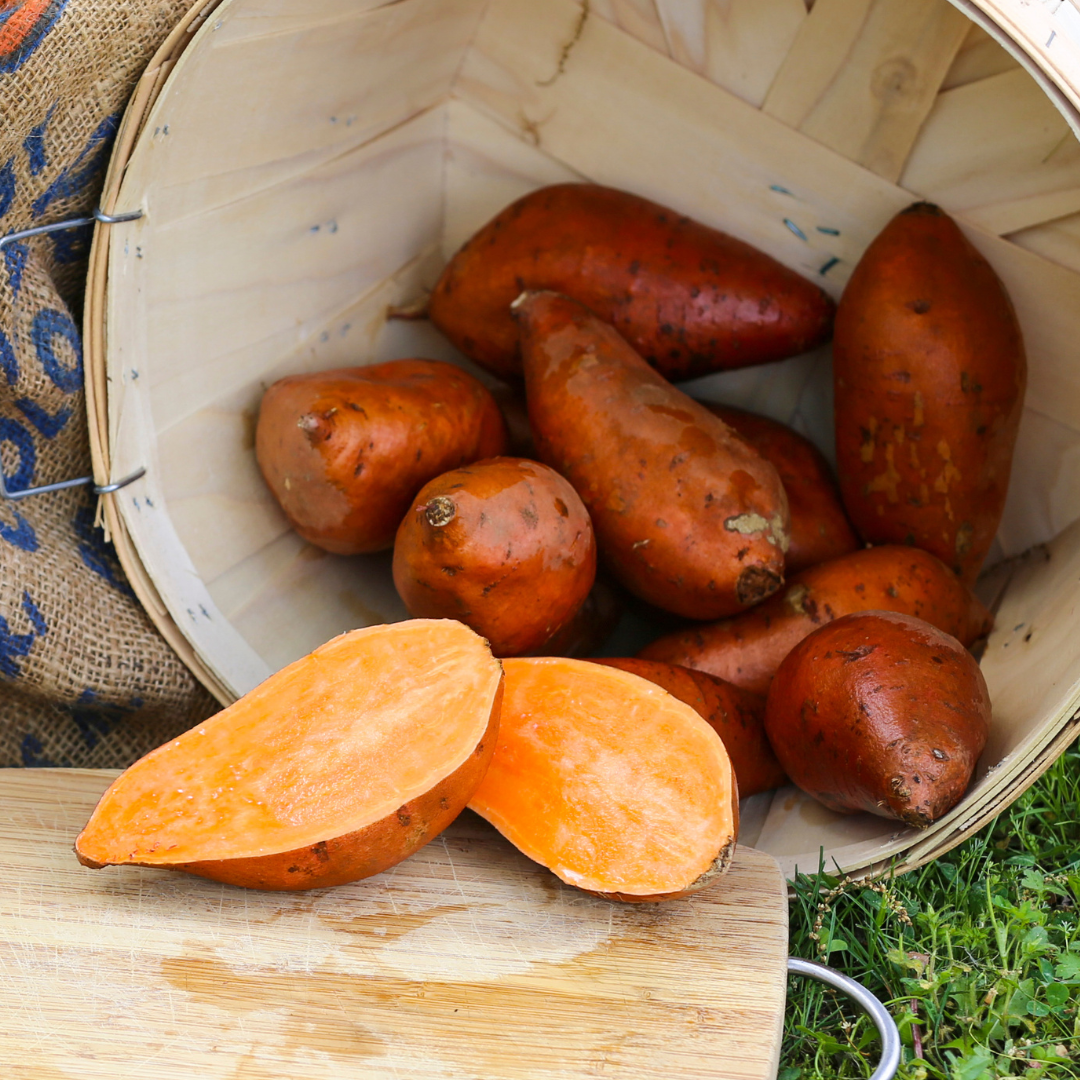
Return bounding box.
[701,403,859,575]
[256,358,508,554]
[75,620,504,890]
[468,657,738,901]
[638,544,993,695]
[430,183,836,381]
[392,458,596,657]
[764,611,991,827]
[516,290,790,620]
[833,202,1026,584]
[592,658,785,797]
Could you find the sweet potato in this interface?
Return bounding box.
[392,457,596,657]
[75,620,503,890]
[256,359,508,554]
[468,657,738,901]
[764,611,990,826]
[701,403,859,574]
[638,545,993,695]
[592,658,785,797]
[516,290,790,620]
[430,183,835,381]
[833,202,1026,584]
[531,575,624,658]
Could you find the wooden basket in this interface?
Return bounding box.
[86,0,1080,882]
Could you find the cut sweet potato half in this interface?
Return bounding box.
[76,620,503,891]
[468,657,738,901]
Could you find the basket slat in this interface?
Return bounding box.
[940,21,1020,90]
[581,0,671,56]
[653,0,807,108]
[1009,210,1080,274]
[901,68,1080,234]
[762,0,970,182]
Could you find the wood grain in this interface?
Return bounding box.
[762,0,969,181]
[0,770,787,1080]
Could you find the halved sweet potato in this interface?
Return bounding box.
[468,657,738,901]
[591,658,785,798]
[75,620,503,890]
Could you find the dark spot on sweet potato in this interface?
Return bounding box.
[736,566,782,606]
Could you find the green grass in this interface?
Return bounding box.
[781,738,1080,1079]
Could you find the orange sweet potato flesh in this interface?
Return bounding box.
[516,290,790,620]
[638,545,993,696]
[392,457,596,657]
[592,658,785,797]
[468,657,738,901]
[702,403,859,575]
[764,611,990,827]
[430,183,836,382]
[256,359,508,555]
[75,621,503,890]
[833,203,1026,585]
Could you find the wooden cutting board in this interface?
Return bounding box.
[0,769,788,1080]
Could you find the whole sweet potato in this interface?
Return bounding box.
[833,202,1026,584]
[431,183,836,381]
[638,545,992,695]
[256,359,508,554]
[764,611,991,826]
[592,658,785,797]
[702,403,859,574]
[393,458,596,657]
[516,291,790,620]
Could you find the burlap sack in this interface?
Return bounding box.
[0,0,217,768]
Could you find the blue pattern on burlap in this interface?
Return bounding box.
[73,502,136,599]
[32,306,81,392]
[30,112,118,219]
[0,591,45,678]
[16,396,70,437]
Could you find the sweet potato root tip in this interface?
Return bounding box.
[469,657,738,900]
[75,620,503,890]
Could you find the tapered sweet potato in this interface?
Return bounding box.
[834,203,1026,584]
[592,658,784,797]
[430,183,836,381]
[469,657,738,901]
[392,457,596,657]
[75,621,503,890]
[764,611,991,826]
[256,359,508,554]
[638,545,993,695]
[701,403,859,575]
[516,291,790,620]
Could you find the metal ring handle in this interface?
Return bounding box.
[0,466,146,502]
[787,957,902,1080]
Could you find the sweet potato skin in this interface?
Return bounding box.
[764,611,990,826]
[637,545,993,695]
[167,688,501,891]
[592,658,785,797]
[430,183,836,381]
[392,457,596,657]
[702,403,859,575]
[530,575,624,658]
[256,359,508,554]
[833,203,1026,584]
[516,291,789,620]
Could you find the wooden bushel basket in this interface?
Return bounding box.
[86,0,1080,882]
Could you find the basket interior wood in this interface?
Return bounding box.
[99,0,1080,879]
